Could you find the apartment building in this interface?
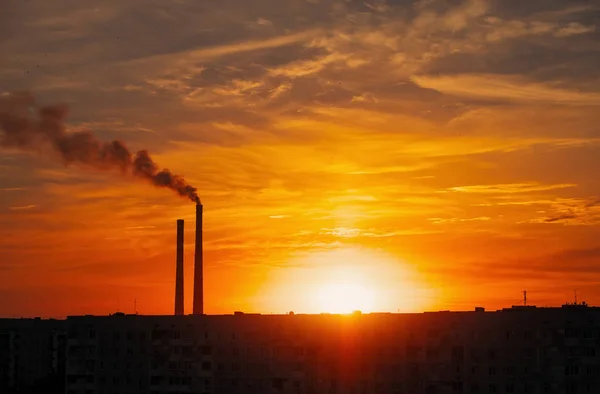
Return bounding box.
[60,304,600,394]
[0,317,66,393]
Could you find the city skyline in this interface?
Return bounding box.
[1,0,600,318]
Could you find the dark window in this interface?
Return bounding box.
[201,345,212,355]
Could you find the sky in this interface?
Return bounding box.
[1,0,599,317]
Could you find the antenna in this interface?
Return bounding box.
[575,290,578,305]
[523,290,527,306]
[134,298,138,314]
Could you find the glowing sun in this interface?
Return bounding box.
[261,246,434,314]
[316,282,376,314]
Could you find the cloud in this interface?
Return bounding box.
[9,205,38,211]
[412,74,600,105]
[585,198,600,208]
[524,199,600,226]
[544,213,578,223]
[446,183,577,194]
[555,22,596,37]
[122,29,321,69]
[429,217,491,224]
[483,18,595,41]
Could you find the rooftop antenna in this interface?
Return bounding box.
[134,298,138,315]
[575,290,578,305]
[523,290,527,306]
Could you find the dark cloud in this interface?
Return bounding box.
[488,0,598,19]
[585,198,600,208]
[544,213,578,223]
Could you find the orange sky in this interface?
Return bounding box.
[1,0,600,317]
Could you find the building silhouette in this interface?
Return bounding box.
[0,317,66,393]
[2,304,600,394]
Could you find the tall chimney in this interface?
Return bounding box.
[193,204,204,315]
[174,219,184,316]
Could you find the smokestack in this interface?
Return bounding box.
[193,204,204,315]
[174,219,184,316]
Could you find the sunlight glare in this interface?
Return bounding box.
[316,282,375,314]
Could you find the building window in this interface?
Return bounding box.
[566,365,580,376]
[201,345,212,355]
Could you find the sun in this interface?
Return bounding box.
[315,282,376,314]
[258,246,435,314]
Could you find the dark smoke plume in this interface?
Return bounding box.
[0,92,200,204]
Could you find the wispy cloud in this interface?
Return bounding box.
[412,74,600,105]
[9,205,38,211]
[122,29,321,68]
[446,183,577,194]
[429,217,491,224]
